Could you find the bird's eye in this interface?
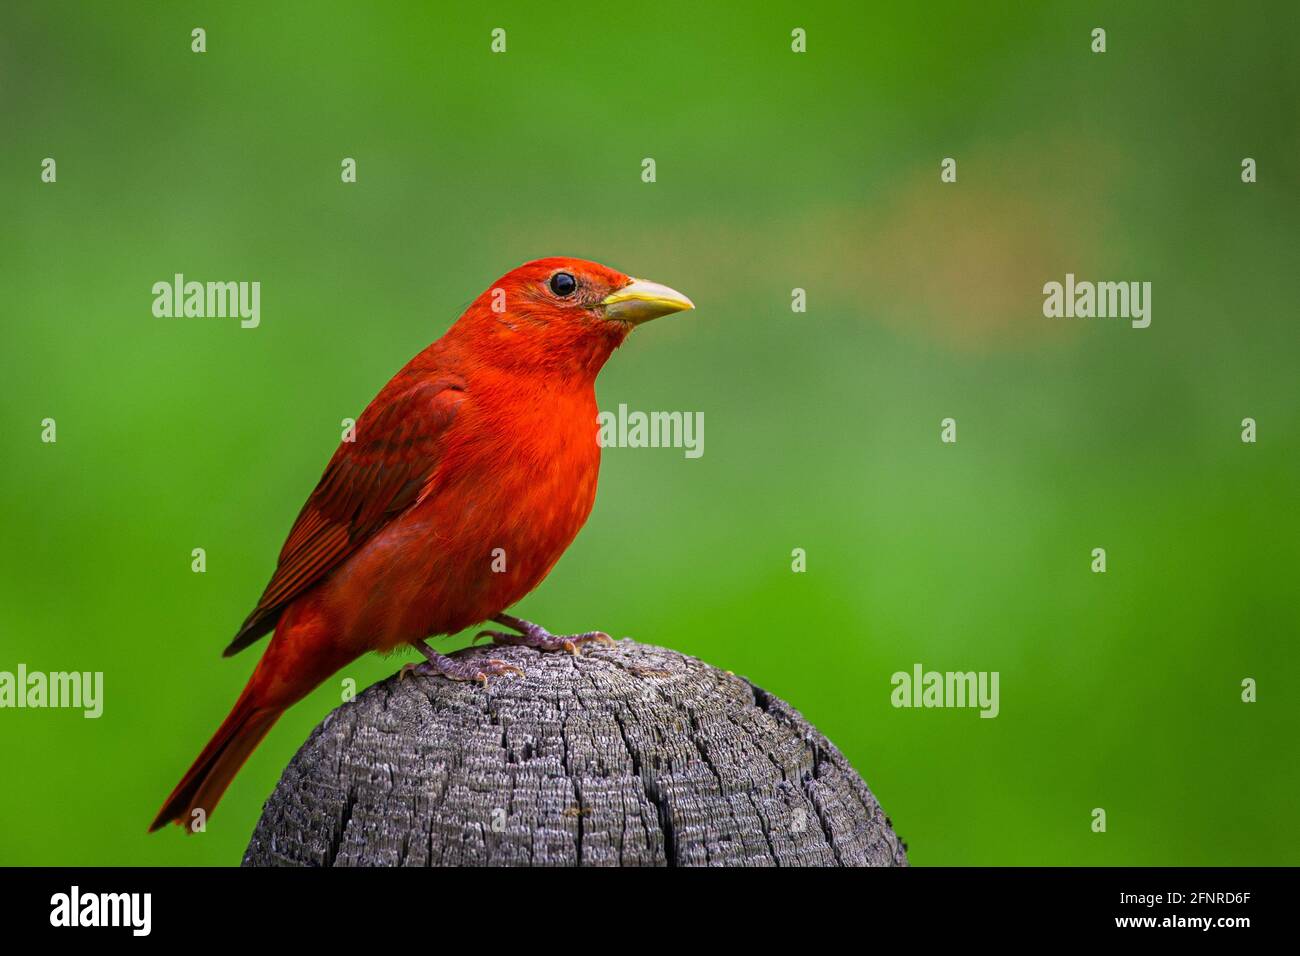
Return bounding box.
[549,272,578,297]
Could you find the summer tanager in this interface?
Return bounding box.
[149,257,694,831]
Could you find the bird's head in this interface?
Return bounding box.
[457,257,694,379]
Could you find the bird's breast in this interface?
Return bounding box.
[388,382,603,638]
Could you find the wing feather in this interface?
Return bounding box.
[223,376,465,656]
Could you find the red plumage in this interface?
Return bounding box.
[151,257,693,831]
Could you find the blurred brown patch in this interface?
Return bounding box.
[504,132,1124,353]
[803,134,1122,352]
[859,188,1080,350]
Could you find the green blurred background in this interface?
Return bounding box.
[2,1,1296,866]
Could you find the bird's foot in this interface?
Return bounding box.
[400,642,523,685]
[474,612,614,656]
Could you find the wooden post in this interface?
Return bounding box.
[243,639,908,867]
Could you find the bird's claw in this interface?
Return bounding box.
[475,626,613,656]
[402,651,523,684]
[481,659,525,680]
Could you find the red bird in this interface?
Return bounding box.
[150,257,694,831]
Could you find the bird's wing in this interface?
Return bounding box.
[223,376,466,656]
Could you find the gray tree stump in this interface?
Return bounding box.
[242,638,908,867]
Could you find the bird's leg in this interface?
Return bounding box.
[474,612,614,656]
[399,640,523,685]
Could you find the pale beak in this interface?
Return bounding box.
[601,277,695,324]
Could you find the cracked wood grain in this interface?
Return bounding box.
[242,639,909,867]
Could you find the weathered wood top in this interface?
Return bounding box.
[243,638,908,867]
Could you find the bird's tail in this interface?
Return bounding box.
[149,681,285,833]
